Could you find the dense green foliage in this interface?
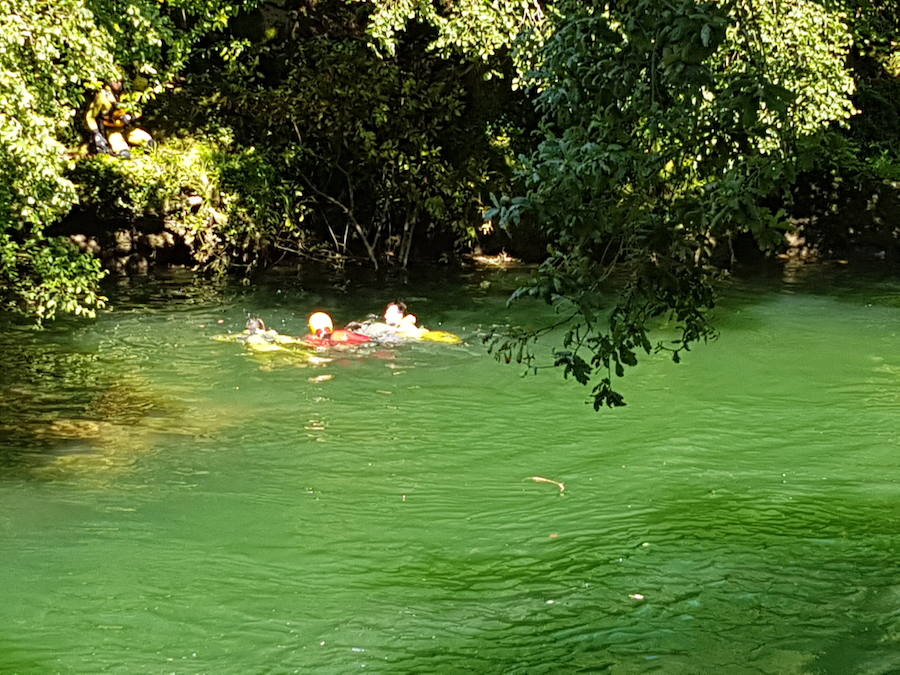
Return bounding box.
[487,0,898,408]
[0,0,256,321]
[1,0,543,323]
[177,0,542,271]
[70,136,296,272]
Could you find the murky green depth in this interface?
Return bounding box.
[1,264,898,673]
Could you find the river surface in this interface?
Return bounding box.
[0,261,897,673]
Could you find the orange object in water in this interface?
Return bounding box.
[304,329,370,347]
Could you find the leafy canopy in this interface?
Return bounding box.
[0,0,256,322]
[487,0,858,409]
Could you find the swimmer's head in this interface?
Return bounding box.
[308,311,334,337]
[246,317,266,332]
[384,301,407,326]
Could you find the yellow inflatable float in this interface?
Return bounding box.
[419,330,463,344]
[212,318,325,359]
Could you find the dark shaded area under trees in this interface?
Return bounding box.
[56,0,540,279]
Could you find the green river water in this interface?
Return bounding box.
[0,262,897,673]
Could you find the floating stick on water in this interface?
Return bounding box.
[530,476,566,492]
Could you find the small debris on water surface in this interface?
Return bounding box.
[530,476,566,492]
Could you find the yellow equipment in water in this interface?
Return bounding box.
[211,327,312,354]
[419,330,463,344]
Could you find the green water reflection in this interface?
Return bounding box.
[0,263,898,673]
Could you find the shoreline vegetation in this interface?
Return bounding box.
[2,0,898,404]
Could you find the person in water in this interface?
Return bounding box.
[346,302,464,344]
[383,301,427,338]
[211,317,332,367]
[350,301,425,341]
[305,312,371,346]
[243,317,279,347]
[212,317,303,351]
[246,317,268,333]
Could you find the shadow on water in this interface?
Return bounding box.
[0,316,244,482]
[729,257,900,305]
[0,643,50,673]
